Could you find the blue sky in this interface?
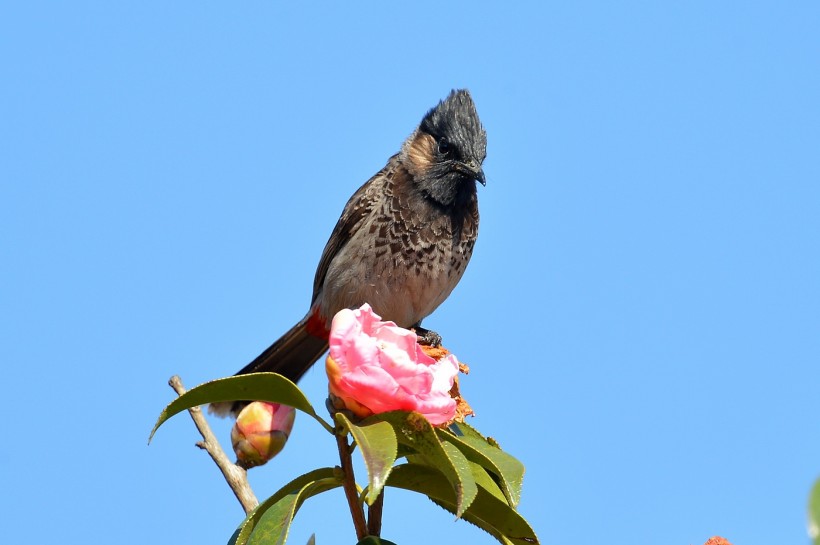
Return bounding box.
[2,2,819,544]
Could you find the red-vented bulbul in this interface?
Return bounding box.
[210,89,487,417]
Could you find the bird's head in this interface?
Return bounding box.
[402,89,487,208]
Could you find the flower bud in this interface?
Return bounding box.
[231,401,295,468]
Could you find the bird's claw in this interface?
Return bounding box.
[412,325,442,347]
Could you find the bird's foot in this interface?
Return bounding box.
[412,324,442,347]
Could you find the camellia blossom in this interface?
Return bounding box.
[325,304,459,426]
[231,401,295,468]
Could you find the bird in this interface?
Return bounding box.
[210,89,487,417]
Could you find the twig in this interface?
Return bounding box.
[168,375,259,514]
[367,489,384,537]
[335,432,367,540]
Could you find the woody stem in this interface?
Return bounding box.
[367,489,384,537]
[336,432,367,540]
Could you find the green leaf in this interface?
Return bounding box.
[387,463,539,545]
[468,461,507,504]
[149,373,333,442]
[305,534,316,545]
[233,468,342,545]
[336,413,398,505]
[366,411,476,517]
[810,477,820,545]
[440,441,479,515]
[246,477,340,545]
[440,422,525,507]
[227,527,241,545]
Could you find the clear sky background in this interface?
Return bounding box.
[2,2,819,544]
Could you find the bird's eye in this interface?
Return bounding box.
[437,138,451,155]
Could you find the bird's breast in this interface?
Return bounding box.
[319,196,477,328]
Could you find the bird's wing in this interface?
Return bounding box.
[310,158,395,305]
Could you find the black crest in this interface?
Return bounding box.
[420,89,487,167]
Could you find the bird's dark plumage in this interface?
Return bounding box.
[210,89,487,417]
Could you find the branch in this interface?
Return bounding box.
[335,432,368,540]
[367,489,384,537]
[168,375,259,514]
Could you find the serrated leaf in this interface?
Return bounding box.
[809,477,820,545]
[227,527,241,545]
[246,478,340,545]
[442,422,525,507]
[149,373,333,442]
[440,441,478,514]
[366,411,475,517]
[233,468,341,545]
[404,445,478,518]
[387,463,539,545]
[396,442,417,459]
[336,413,398,505]
[468,461,507,503]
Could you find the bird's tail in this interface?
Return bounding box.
[209,313,329,417]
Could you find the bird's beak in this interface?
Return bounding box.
[475,168,486,186]
[461,160,486,186]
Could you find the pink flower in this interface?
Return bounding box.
[231,401,296,468]
[325,304,459,426]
